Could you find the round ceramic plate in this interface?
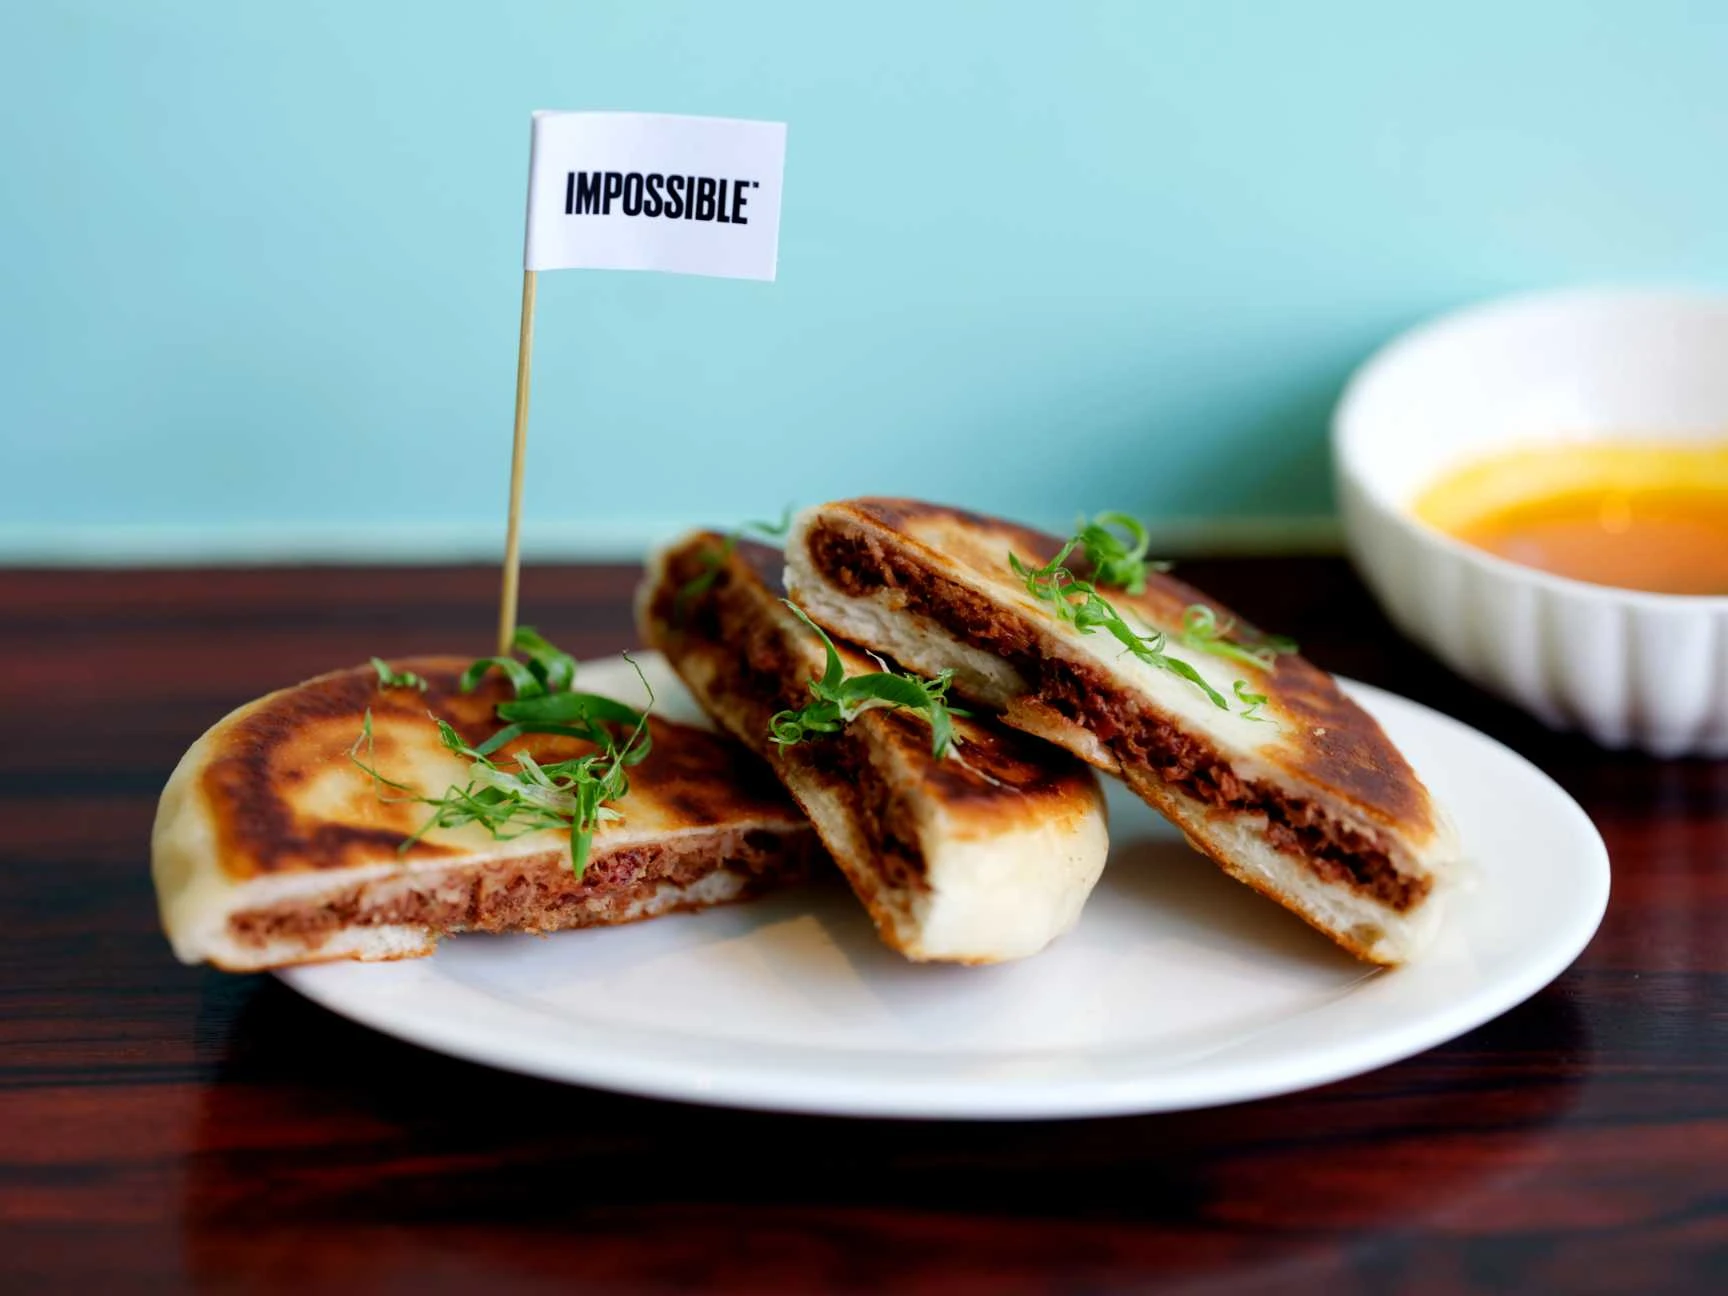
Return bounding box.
[279,654,1609,1120]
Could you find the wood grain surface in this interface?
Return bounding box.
[1,560,1723,1294]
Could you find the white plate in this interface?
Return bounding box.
[279,654,1609,1120]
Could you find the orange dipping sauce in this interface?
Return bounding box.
[1412,441,1728,596]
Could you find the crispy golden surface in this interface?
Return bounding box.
[196,657,805,881]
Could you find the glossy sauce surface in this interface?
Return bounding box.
[1413,441,1728,595]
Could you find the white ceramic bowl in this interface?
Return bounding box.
[1333,288,1728,758]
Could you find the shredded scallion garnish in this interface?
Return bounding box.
[351,629,652,876]
[1233,679,1271,722]
[1013,516,1299,719]
[1009,540,1230,710]
[769,601,968,759]
[370,657,428,692]
[1179,604,1298,671]
[1073,511,1170,594]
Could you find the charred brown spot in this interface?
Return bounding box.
[202,660,486,877]
[805,519,1433,913]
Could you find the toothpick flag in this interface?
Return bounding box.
[526,111,787,280]
[497,111,789,650]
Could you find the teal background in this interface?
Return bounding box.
[3,1,1727,557]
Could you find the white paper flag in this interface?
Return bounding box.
[523,111,787,281]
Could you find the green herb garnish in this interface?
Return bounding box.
[769,601,968,759]
[352,632,654,875]
[1074,511,1169,594]
[460,624,578,698]
[1179,604,1298,672]
[673,508,795,622]
[1234,679,1271,722]
[458,626,642,757]
[1009,542,1230,710]
[370,657,428,692]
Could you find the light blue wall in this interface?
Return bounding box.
[4,1,1727,557]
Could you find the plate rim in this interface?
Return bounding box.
[278,670,1611,1120]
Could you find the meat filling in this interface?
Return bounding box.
[797,734,929,896]
[805,524,1427,912]
[657,543,931,894]
[228,829,807,950]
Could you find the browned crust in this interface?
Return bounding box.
[200,656,806,881]
[645,532,1102,815]
[644,535,929,938]
[807,498,1438,840]
[647,534,930,903]
[223,827,815,966]
[639,532,1102,934]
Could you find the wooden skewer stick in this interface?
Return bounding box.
[496,269,538,655]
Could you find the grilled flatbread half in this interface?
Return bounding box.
[785,499,1460,965]
[639,531,1110,964]
[153,653,817,971]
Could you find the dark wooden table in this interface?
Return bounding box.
[3,560,1724,1294]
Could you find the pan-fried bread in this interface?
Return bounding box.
[784,498,1460,965]
[153,654,816,971]
[638,531,1109,964]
